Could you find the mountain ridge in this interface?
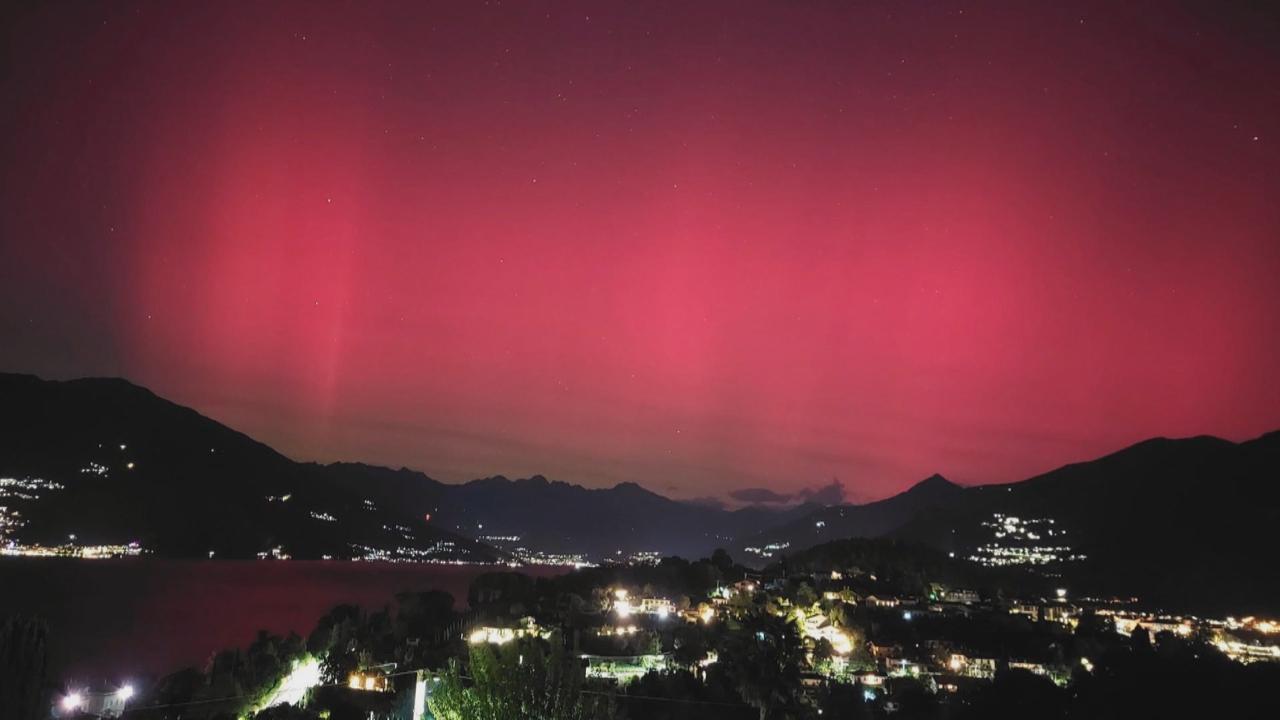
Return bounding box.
[4,371,1277,613]
[0,372,815,561]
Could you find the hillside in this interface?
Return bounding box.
[891,432,1280,614]
[746,433,1280,615]
[0,373,498,562]
[0,373,809,562]
[733,473,964,563]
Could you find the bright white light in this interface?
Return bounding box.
[824,628,853,655]
[117,684,135,700]
[260,656,321,709]
[615,599,632,618]
[61,692,83,711]
[1056,588,1068,599]
[657,606,669,619]
[413,674,427,720]
[902,611,913,621]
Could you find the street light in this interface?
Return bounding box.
[117,684,135,700]
[61,692,83,712]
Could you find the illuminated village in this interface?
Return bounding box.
[45,546,1280,719]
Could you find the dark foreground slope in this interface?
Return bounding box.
[892,433,1280,615]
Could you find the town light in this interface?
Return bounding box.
[61,692,83,711]
[117,684,135,700]
[1056,588,1068,599]
[615,599,632,618]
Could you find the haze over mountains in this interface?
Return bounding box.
[2,372,1277,614]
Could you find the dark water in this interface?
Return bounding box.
[0,558,566,683]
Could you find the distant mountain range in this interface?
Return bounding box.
[2,372,1276,614]
[737,433,1280,615]
[0,373,813,563]
[734,473,965,562]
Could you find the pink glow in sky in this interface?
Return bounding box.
[2,1,1278,501]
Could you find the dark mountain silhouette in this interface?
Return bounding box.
[733,473,964,562]
[737,435,1280,614]
[0,373,808,561]
[0,373,497,562]
[889,432,1280,615]
[4,372,1277,612]
[421,473,818,559]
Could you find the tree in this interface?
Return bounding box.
[428,635,613,720]
[622,670,753,720]
[671,624,710,667]
[957,668,1066,720]
[395,590,456,640]
[819,682,869,720]
[717,612,806,720]
[1129,627,1152,654]
[710,549,734,572]
[0,616,49,720]
[791,582,818,608]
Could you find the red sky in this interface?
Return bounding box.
[2,1,1278,502]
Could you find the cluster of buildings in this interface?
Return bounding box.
[0,475,65,500]
[508,548,594,567]
[0,476,66,548]
[1105,609,1280,664]
[348,540,469,564]
[617,550,664,566]
[742,540,791,560]
[2,538,144,559]
[2,474,148,559]
[968,512,1088,567]
[716,565,1280,709]
[467,616,551,645]
[475,533,595,568]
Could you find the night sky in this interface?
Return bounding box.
[2,1,1278,503]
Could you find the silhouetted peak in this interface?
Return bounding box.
[907,473,959,494]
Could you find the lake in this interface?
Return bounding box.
[0,558,568,683]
